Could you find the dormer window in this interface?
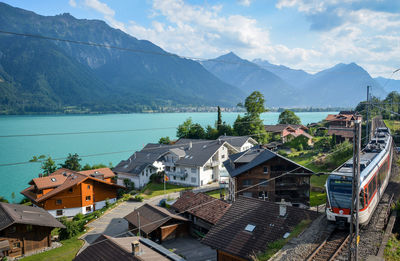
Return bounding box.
[244,224,256,232]
[51,178,56,182]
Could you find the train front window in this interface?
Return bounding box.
[328,179,352,209]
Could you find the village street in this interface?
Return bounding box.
[79,183,221,257]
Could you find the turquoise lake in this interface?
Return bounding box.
[0,112,336,201]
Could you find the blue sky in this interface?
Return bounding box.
[3,0,400,78]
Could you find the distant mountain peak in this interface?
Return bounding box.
[216,51,242,61]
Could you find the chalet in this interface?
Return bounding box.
[21,168,124,217]
[114,148,166,189]
[224,146,313,207]
[202,196,319,261]
[325,111,362,143]
[171,191,231,234]
[124,204,189,243]
[74,234,185,261]
[115,139,238,188]
[217,135,258,152]
[0,203,65,258]
[264,124,313,145]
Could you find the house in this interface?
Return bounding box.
[202,196,319,261]
[21,168,124,217]
[0,203,65,258]
[217,136,258,152]
[74,234,185,261]
[164,139,238,186]
[325,111,362,143]
[224,146,313,207]
[264,124,313,145]
[79,168,115,183]
[171,191,231,234]
[114,148,166,189]
[124,204,189,243]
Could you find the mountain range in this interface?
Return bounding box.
[0,3,392,113]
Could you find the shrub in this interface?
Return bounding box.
[134,195,144,202]
[72,213,84,221]
[277,150,288,157]
[59,220,82,240]
[105,198,111,209]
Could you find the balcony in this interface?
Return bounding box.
[165,170,188,178]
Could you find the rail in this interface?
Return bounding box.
[306,229,349,261]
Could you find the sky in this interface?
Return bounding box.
[3,0,400,79]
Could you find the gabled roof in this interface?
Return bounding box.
[202,197,319,260]
[31,174,68,190]
[217,135,258,149]
[264,124,308,133]
[171,191,231,225]
[0,202,65,231]
[74,235,185,261]
[224,146,313,177]
[325,113,355,122]
[79,168,115,179]
[21,170,124,204]
[124,204,188,235]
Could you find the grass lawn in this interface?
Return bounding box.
[310,190,326,206]
[384,120,400,132]
[205,189,225,199]
[139,182,193,199]
[21,236,84,261]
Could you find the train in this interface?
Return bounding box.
[325,126,394,225]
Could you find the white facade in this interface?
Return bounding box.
[240,140,256,152]
[47,197,117,218]
[117,162,163,189]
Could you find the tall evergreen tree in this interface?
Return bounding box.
[217,106,222,130]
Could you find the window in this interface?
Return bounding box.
[244,224,256,232]
[13,242,21,249]
[86,206,92,212]
[258,191,268,199]
[87,185,90,189]
[56,199,62,205]
[26,225,33,232]
[56,210,63,216]
[191,168,196,173]
[222,155,225,159]
[242,179,252,186]
[68,188,73,193]
[86,196,91,201]
[173,176,176,180]
[191,177,196,183]
[263,167,268,173]
[243,192,253,198]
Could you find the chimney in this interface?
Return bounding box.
[279,199,287,217]
[38,173,43,178]
[189,141,192,150]
[131,240,140,256]
[218,138,221,144]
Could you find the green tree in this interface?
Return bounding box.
[314,137,332,152]
[60,153,82,171]
[234,91,268,143]
[158,136,171,144]
[0,196,9,203]
[188,123,206,139]
[41,156,57,176]
[218,122,234,136]
[217,106,222,130]
[205,125,219,140]
[278,110,301,125]
[177,118,193,138]
[81,163,108,171]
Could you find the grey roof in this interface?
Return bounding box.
[217,135,258,148]
[264,124,307,133]
[0,203,65,231]
[224,146,313,177]
[113,149,167,175]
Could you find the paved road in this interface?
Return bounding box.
[79,182,220,251]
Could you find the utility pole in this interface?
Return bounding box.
[366,86,370,143]
[348,119,361,261]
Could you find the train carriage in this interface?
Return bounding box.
[325,127,393,225]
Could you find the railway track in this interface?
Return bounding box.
[306,229,349,261]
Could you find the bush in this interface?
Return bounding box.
[134,195,144,202]
[72,213,84,221]
[277,150,288,157]
[59,220,82,240]
[105,199,111,209]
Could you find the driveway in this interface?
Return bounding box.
[162,237,217,261]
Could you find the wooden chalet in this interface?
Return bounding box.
[0,203,64,258]
[224,146,313,207]
[124,204,189,243]
[202,197,319,261]
[264,124,313,145]
[325,111,362,143]
[171,191,231,234]
[21,168,124,217]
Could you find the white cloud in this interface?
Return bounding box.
[238,0,252,7]
[69,0,77,8]
[84,0,115,16]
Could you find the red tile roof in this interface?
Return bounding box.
[171,191,231,224]
[31,174,68,190]
[79,168,115,179]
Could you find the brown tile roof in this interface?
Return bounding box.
[328,128,354,138]
[0,202,65,231]
[264,124,307,133]
[21,169,124,204]
[202,197,319,260]
[79,168,115,179]
[31,174,68,190]
[124,204,188,235]
[171,191,231,224]
[325,114,355,122]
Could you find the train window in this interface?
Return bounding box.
[359,189,365,209]
[368,181,374,202]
